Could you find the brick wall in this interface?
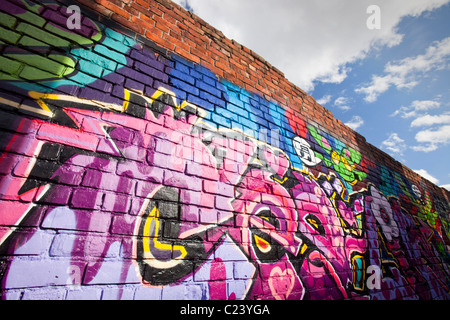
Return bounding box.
[0,0,449,300]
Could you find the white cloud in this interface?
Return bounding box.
[410,144,439,152]
[356,37,450,102]
[345,115,364,130]
[390,99,449,152]
[411,125,450,152]
[415,125,450,144]
[440,184,450,191]
[410,113,450,127]
[334,97,348,105]
[410,100,442,111]
[334,96,351,111]
[381,132,407,156]
[413,169,440,184]
[356,74,393,103]
[338,106,351,112]
[173,0,450,92]
[391,100,441,118]
[316,94,332,105]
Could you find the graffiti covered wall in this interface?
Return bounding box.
[0,0,449,300]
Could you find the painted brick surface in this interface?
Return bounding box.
[0,0,449,300]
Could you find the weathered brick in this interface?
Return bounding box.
[103,192,132,212]
[71,49,118,71]
[93,44,127,65]
[0,12,17,28]
[170,68,195,85]
[0,56,22,75]
[71,187,103,209]
[0,26,20,44]
[171,78,199,96]
[196,79,222,98]
[212,113,231,128]
[3,258,72,289]
[164,170,202,191]
[130,49,163,71]
[116,66,154,85]
[110,215,136,235]
[66,288,102,300]
[134,61,168,82]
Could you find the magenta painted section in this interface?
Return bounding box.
[0,0,449,300]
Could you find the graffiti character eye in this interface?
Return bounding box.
[249,210,286,262]
[257,209,280,229]
[305,214,325,236]
[250,229,286,263]
[254,234,272,253]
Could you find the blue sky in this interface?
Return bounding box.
[314,4,450,189]
[173,0,450,189]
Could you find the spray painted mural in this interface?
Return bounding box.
[0,0,449,300]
